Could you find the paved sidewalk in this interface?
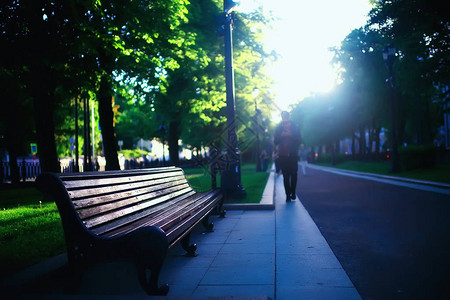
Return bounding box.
[2,169,361,299]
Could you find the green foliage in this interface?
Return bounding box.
[1,0,276,171]
[52,96,102,158]
[115,93,160,149]
[291,93,339,147]
[293,0,449,157]
[332,28,390,129]
[111,0,277,164]
[120,148,149,159]
[369,0,449,86]
[232,9,276,156]
[368,0,449,145]
[0,0,194,170]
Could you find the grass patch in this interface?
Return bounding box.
[319,161,450,183]
[184,164,271,203]
[241,164,270,203]
[0,186,44,208]
[394,165,450,183]
[0,189,65,278]
[320,160,391,174]
[185,172,213,192]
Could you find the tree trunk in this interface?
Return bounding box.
[168,120,180,167]
[2,82,24,184]
[33,67,60,173]
[352,132,356,161]
[359,126,365,160]
[98,77,120,170]
[419,97,432,145]
[375,127,381,158]
[369,122,374,157]
[397,93,406,147]
[8,152,20,185]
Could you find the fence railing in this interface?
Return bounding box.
[0,157,200,184]
[1,160,42,183]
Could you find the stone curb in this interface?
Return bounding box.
[224,168,276,210]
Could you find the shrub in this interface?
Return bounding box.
[398,144,436,171]
[120,149,148,158]
[316,153,348,164]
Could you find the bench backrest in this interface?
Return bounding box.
[37,167,197,238]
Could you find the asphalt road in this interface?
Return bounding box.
[297,167,450,300]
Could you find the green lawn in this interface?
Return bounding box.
[184,164,270,203]
[240,164,271,203]
[318,161,450,184]
[0,191,65,278]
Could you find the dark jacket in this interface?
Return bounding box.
[274,120,301,158]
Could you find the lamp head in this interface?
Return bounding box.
[224,0,239,15]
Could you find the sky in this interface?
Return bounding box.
[239,0,373,112]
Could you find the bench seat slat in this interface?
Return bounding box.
[67,175,188,200]
[166,192,222,245]
[99,190,221,239]
[58,166,177,182]
[83,186,194,229]
[62,170,184,189]
[76,183,191,220]
[72,179,190,210]
[133,192,212,230]
[153,190,222,231]
[94,190,201,237]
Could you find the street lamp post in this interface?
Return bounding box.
[158,124,167,166]
[221,0,245,197]
[382,44,401,173]
[83,97,92,172]
[74,97,79,172]
[254,99,262,172]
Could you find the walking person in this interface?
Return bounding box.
[299,144,308,176]
[273,148,281,175]
[274,111,301,202]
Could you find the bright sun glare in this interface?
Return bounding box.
[239,0,373,112]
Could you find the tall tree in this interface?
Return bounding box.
[0,0,86,172]
[152,0,275,166]
[76,0,191,170]
[332,28,390,157]
[369,0,449,145]
[1,0,192,172]
[290,0,449,157]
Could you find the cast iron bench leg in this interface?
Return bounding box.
[181,232,197,257]
[129,226,170,295]
[137,263,169,295]
[202,214,214,232]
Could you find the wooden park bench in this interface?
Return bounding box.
[35,166,224,295]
